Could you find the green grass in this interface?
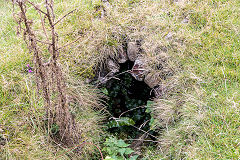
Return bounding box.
[156,0,240,159]
[1,0,240,159]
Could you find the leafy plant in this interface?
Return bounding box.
[107,117,135,129]
[103,137,139,160]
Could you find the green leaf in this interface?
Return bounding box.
[147,100,154,107]
[149,117,155,126]
[107,117,135,129]
[101,88,109,95]
[149,117,160,130]
[112,155,124,160]
[118,148,126,156]
[107,148,114,155]
[146,101,154,113]
[125,148,134,154]
[145,108,151,113]
[103,137,134,159]
[104,156,115,160]
[117,139,130,147]
[129,155,139,160]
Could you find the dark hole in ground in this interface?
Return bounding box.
[100,60,158,142]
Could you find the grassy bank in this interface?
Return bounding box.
[0,0,240,159]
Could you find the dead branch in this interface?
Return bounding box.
[17,1,51,110]
[38,11,49,41]
[54,9,76,26]
[14,0,81,147]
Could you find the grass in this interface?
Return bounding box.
[1,0,240,159]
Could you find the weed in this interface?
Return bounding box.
[103,137,138,160]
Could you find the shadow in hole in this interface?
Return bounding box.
[102,61,158,141]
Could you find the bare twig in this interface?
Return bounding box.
[53,9,77,26]
[35,38,51,45]
[14,0,81,146]
[125,138,160,143]
[57,36,82,51]
[38,11,49,41]
[119,105,146,118]
[26,0,48,15]
[95,70,132,87]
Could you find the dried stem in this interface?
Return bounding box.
[53,9,76,26]
[35,38,51,45]
[38,11,49,41]
[26,0,48,15]
[14,0,81,146]
[57,36,81,51]
[18,1,51,111]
